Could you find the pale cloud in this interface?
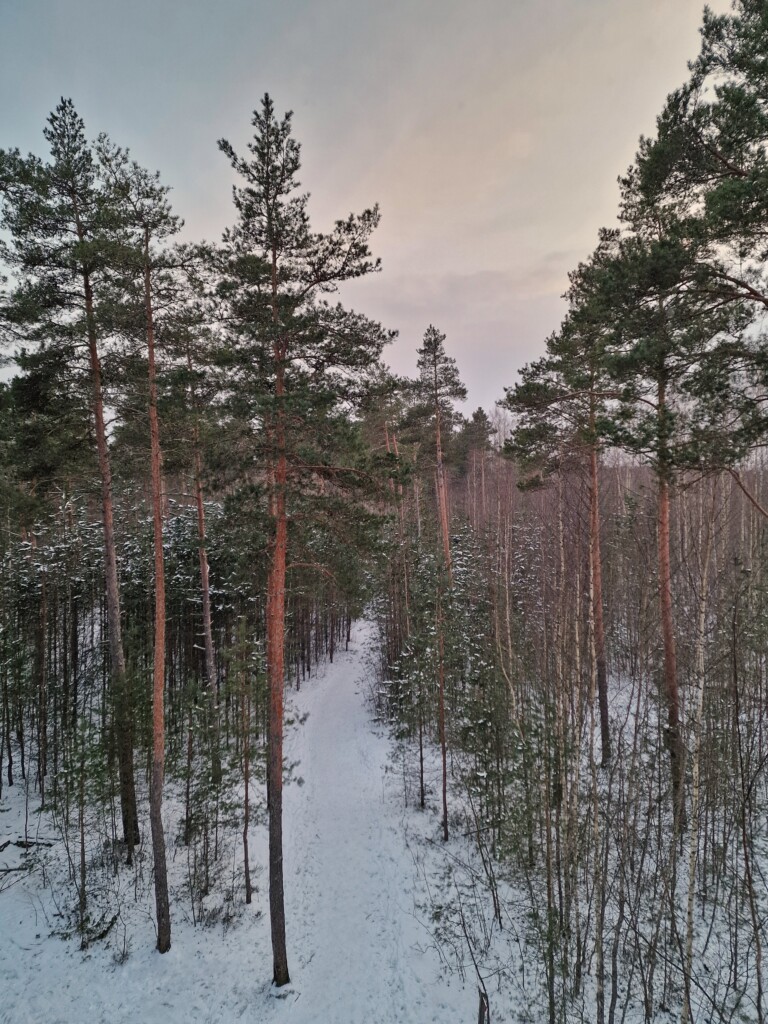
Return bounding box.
[1,0,732,410]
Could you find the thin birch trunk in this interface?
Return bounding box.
[188,350,222,787]
[681,479,716,1024]
[243,668,253,905]
[589,418,610,765]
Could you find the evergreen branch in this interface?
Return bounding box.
[709,268,768,308]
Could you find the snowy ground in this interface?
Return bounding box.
[0,623,479,1024]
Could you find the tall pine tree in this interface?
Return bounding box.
[0,100,140,852]
[216,95,390,985]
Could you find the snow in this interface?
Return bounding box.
[0,622,478,1024]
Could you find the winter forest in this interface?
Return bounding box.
[3,3,768,1023]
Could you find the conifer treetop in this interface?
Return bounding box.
[218,94,381,300]
[416,324,467,409]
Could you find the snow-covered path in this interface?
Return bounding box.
[284,626,413,1017]
[275,620,469,1023]
[0,622,475,1024]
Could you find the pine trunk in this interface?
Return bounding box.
[433,364,450,839]
[267,251,290,987]
[267,449,289,984]
[435,411,452,582]
[145,242,171,953]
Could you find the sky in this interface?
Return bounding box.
[1,0,732,412]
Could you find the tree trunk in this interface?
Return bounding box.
[681,481,715,1024]
[189,355,222,788]
[432,372,451,842]
[267,447,290,984]
[437,587,449,842]
[658,472,683,820]
[434,403,452,583]
[243,674,253,905]
[589,442,611,765]
[145,239,171,953]
[36,573,47,804]
[82,269,139,854]
[267,250,290,987]
[195,437,217,697]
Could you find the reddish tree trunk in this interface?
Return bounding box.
[267,447,289,984]
[145,241,171,953]
[431,361,451,839]
[267,249,290,987]
[434,409,452,583]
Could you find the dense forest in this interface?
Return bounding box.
[3,2,768,1021]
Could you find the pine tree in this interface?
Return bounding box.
[633,1,768,311]
[579,225,749,817]
[627,0,768,478]
[0,100,140,853]
[216,94,390,985]
[505,300,613,765]
[410,326,467,839]
[414,326,467,581]
[96,138,182,953]
[7,343,94,513]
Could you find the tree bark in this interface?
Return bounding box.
[243,671,253,905]
[658,472,683,820]
[82,268,139,854]
[433,386,453,583]
[188,354,222,787]
[267,250,290,987]
[432,359,451,841]
[681,481,715,1024]
[589,441,611,766]
[195,434,217,697]
[144,236,171,953]
[437,586,449,842]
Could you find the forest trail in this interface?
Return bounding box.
[272,620,472,1023]
[0,622,475,1024]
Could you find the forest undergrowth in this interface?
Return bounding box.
[375,458,768,1024]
